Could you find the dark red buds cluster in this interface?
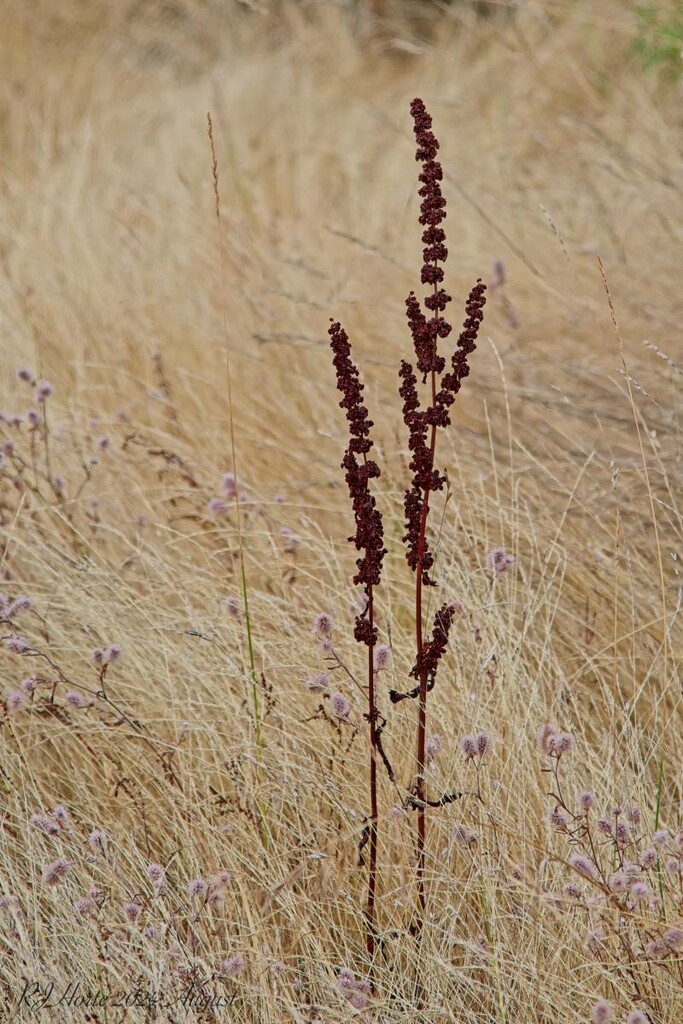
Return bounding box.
[329,320,386,645]
[400,99,487,586]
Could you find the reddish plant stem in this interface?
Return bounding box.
[414,370,438,928]
[366,584,378,961]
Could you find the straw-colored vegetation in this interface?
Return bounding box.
[0,2,681,1021]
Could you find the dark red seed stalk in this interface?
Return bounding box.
[329,318,386,966]
[403,98,486,935]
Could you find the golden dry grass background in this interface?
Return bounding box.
[0,1,681,1021]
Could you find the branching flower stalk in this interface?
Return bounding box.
[329,320,387,962]
[399,98,487,930]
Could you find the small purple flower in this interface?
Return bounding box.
[220,955,245,977]
[487,547,515,574]
[103,644,122,665]
[36,381,54,403]
[628,804,642,825]
[536,722,558,755]
[568,853,596,879]
[313,612,334,638]
[549,807,569,830]
[123,902,142,924]
[626,1012,649,1024]
[591,1000,612,1024]
[65,692,94,709]
[20,677,38,693]
[425,734,443,763]
[373,644,392,671]
[306,672,330,693]
[30,814,60,836]
[337,967,355,992]
[663,927,683,950]
[223,597,240,618]
[26,409,41,428]
[208,497,229,517]
[7,596,31,618]
[187,879,206,898]
[221,473,237,498]
[5,689,27,712]
[614,820,631,845]
[3,636,30,655]
[88,830,107,855]
[17,368,34,383]
[43,859,71,886]
[641,848,657,868]
[73,897,96,918]
[547,731,574,756]
[665,856,680,874]
[653,828,670,847]
[329,692,350,719]
[96,436,109,451]
[578,791,595,813]
[461,734,478,760]
[630,881,649,901]
[146,863,165,885]
[475,730,491,756]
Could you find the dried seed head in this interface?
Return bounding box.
[306,672,330,693]
[30,814,60,836]
[591,1000,612,1024]
[569,853,596,880]
[373,644,392,671]
[425,734,444,763]
[487,547,515,574]
[313,612,334,638]
[220,955,245,977]
[43,859,71,886]
[329,692,350,719]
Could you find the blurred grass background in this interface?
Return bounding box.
[0,2,681,1021]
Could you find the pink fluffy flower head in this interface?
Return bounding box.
[591,1000,612,1024]
[329,692,350,719]
[313,612,334,638]
[487,547,515,574]
[5,689,27,712]
[30,813,60,836]
[373,643,392,671]
[221,955,245,977]
[568,853,597,880]
[425,734,444,763]
[36,381,54,403]
[307,672,330,693]
[43,858,71,886]
[3,636,30,655]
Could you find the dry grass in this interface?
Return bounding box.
[0,1,681,1021]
